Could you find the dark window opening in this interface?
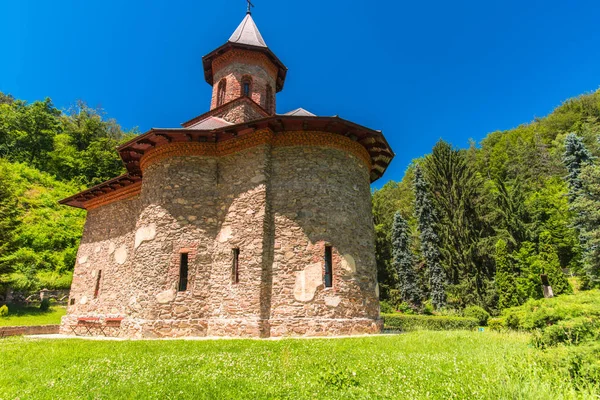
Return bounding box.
[324,246,333,288]
[94,270,102,298]
[242,77,251,97]
[70,298,75,306]
[179,253,189,292]
[232,248,240,284]
[217,79,227,106]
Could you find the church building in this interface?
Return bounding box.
[59,9,394,338]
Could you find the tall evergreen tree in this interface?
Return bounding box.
[391,212,421,307]
[538,232,572,295]
[562,133,598,286]
[571,163,600,286]
[414,165,446,309]
[494,239,520,309]
[423,140,491,307]
[563,133,594,202]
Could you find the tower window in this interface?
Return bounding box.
[94,270,102,298]
[179,253,189,292]
[241,77,252,97]
[217,79,227,106]
[265,85,273,113]
[324,246,333,288]
[232,248,240,284]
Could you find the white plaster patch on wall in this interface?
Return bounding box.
[114,246,128,265]
[324,295,342,307]
[134,224,157,249]
[156,289,177,304]
[217,225,233,243]
[375,283,379,298]
[78,255,88,265]
[95,246,101,253]
[341,254,356,273]
[294,263,323,302]
[108,242,116,255]
[80,296,88,305]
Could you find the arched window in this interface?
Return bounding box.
[265,85,273,113]
[241,76,252,97]
[217,79,227,107]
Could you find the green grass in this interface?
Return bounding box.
[0,304,66,327]
[1,331,598,399]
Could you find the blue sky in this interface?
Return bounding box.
[2,0,600,188]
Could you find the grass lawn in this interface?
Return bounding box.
[0,304,66,327]
[1,331,598,399]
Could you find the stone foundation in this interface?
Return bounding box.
[59,316,382,338]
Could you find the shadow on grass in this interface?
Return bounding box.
[3,303,53,317]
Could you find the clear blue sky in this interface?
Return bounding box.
[2,0,599,188]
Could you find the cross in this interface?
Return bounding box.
[246,0,254,14]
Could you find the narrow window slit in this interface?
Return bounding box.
[94,270,102,298]
[179,253,189,292]
[324,246,333,288]
[232,248,240,284]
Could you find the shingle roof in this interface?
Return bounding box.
[228,14,267,48]
[282,108,316,117]
[185,116,233,130]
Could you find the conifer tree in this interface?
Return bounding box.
[563,133,593,202]
[391,212,421,307]
[494,239,520,309]
[414,165,446,309]
[538,232,572,295]
[571,163,600,286]
[562,133,598,285]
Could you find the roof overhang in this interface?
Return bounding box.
[202,42,288,92]
[61,116,394,209]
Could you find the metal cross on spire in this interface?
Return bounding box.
[246,0,254,14]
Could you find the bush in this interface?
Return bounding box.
[40,298,50,312]
[464,305,490,326]
[506,314,520,330]
[488,318,505,331]
[382,314,478,332]
[533,317,599,348]
[0,304,8,317]
[379,301,394,314]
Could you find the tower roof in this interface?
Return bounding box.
[202,14,287,92]
[228,14,267,48]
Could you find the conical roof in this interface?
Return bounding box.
[228,14,267,48]
[202,13,288,92]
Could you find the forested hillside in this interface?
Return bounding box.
[375,89,600,314]
[1,89,599,310]
[0,92,136,291]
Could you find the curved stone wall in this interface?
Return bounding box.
[62,130,381,337]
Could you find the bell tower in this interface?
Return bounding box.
[202,11,287,119]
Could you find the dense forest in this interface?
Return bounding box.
[0,92,136,291]
[375,89,600,314]
[1,89,599,315]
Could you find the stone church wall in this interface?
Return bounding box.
[62,133,381,337]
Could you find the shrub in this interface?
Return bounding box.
[379,301,394,314]
[534,317,599,348]
[464,305,490,326]
[382,314,478,332]
[506,314,520,330]
[0,304,8,317]
[40,298,50,311]
[488,318,505,331]
[422,301,434,315]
